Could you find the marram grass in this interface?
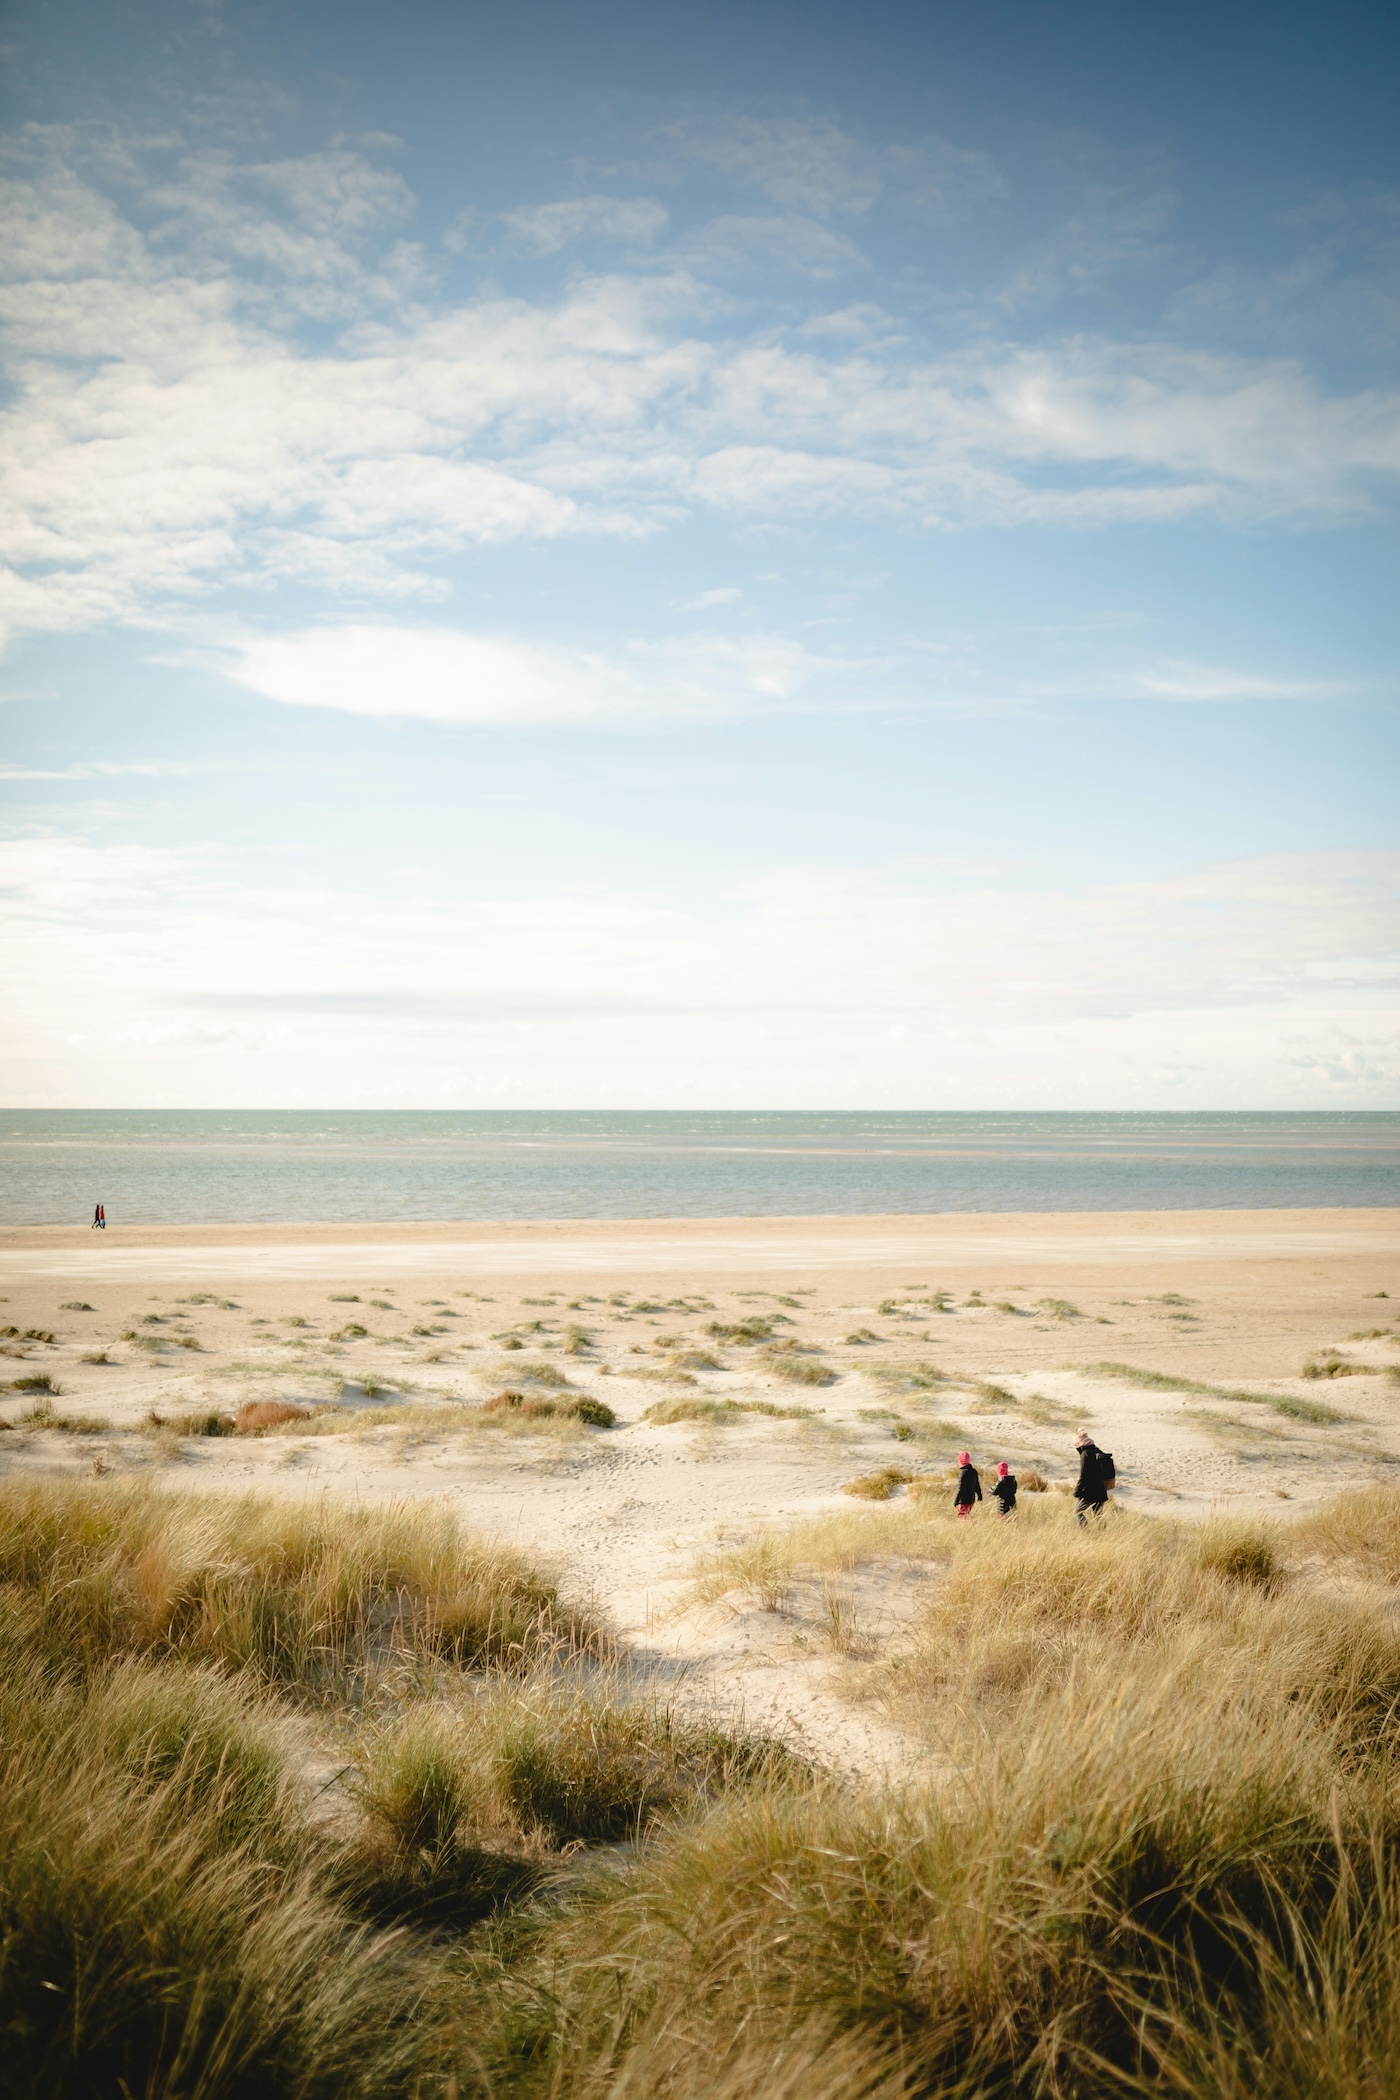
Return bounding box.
[8,1476,1400,2097]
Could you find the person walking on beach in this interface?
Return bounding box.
[992,1460,1017,1518]
[954,1450,982,1518]
[1073,1431,1111,1525]
[92,1203,105,1230]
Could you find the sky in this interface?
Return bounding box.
[0,0,1397,1109]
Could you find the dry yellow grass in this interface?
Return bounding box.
[8,1474,1400,2098]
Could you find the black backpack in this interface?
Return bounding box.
[1098,1449,1116,1489]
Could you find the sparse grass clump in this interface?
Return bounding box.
[482,1390,616,1429]
[866,1360,948,1394]
[757,1348,835,1387]
[148,1408,237,1438]
[1303,1351,1382,1381]
[842,1466,916,1500]
[488,1357,571,1388]
[1082,1360,1346,1423]
[642,1396,815,1427]
[15,1400,111,1433]
[705,1316,777,1343]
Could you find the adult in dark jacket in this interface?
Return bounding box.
[954,1451,982,1518]
[1073,1432,1107,1525]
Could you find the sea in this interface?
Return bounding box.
[1,1111,1397,1227]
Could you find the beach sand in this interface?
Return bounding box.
[4,1208,1398,1771]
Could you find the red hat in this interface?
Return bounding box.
[957,1451,971,1467]
[996,1460,1009,1477]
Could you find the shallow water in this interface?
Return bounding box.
[2,1110,1396,1226]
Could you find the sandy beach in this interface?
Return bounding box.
[4,1207,1398,1769]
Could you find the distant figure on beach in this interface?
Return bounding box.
[992,1460,1017,1517]
[1073,1431,1113,1524]
[954,1450,982,1518]
[92,1203,105,1230]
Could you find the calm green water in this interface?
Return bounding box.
[1,1112,1395,1226]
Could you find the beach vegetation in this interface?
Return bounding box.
[756,1347,835,1386]
[865,1359,948,1393]
[482,1391,616,1429]
[148,1408,236,1438]
[15,1401,111,1432]
[705,1316,778,1343]
[59,1300,95,1311]
[642,1396,817,1427]
[666,1346,721,1370]
[15,1469,1400,2097]
[842,1465,917,1499]
[1007,1391,1090,1426]
[1303,1351,1382,1380]
[1080,1360,1346,1422]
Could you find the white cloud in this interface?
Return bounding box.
[1129,661,1346,702]
[680,212,866,279]
[655,114,1005,223]
[495,194,669,256]
[1,839,1394,1106]
[1,125,1398,659]
[220,621,818,725]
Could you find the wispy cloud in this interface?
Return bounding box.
[2,121,1398,666]
[650,112,1006,222]
[220,622,819,725]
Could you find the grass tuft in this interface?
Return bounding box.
[482,1390,616,1429]
[842,1467,916,1500]
[642,1396,815,1427]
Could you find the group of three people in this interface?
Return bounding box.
[953,1430,1114,1524]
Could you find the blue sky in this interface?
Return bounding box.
[1,0,1397,1108]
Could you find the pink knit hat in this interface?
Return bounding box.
[996,1460,1009,1477]
[957,1451,971,1467]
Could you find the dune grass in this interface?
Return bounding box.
[1079,1359,1347,1424]
[483,1390,617,1429]
[641,1395,817,1427]
[842,1466,917,1500]
[0,1476,597,1688]
[11,1476,1400,2097]
[755,1347,836,1386]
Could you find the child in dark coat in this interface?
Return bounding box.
[991,1460,1017,1517]
[954,1451,982,1518]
